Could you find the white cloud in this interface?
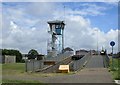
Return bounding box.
[62,15,118,53]
[2,20,49,54]
[4,6,39,28]
[53,3,108,18]
[24,2,56,19]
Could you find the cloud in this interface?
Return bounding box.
[53,3,108,18]
[2,4,40,28]
[2,2,119,54]
[63,15,118,53]
[25,2,56,18]
[2,20,49,54]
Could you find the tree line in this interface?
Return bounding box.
[1,49,40,63]
[2,49,23,62]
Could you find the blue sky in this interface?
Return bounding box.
[62,2,118,33]
[2,2,118,32]
[89,3,118,33]
[1,2,119,54]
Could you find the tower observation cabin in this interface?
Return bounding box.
[47,20,65,57]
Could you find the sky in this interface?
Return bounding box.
[1,1,119,54]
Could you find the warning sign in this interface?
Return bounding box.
[59,65,69,73]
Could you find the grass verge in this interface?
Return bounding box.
[2,63,25,72]
[2,63,75,84]
[109,58,120,80]
[2,79,40,83]
[2,79,48,85]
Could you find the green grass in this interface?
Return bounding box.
[2,63,74,84]
[2,63,25,71]
[2,63,25,74]
[2,79,48,85]
[2,63,47,84]
[2,63,74,76]
[2,79,40,83]
[0,63,2,70]
[109,58,120,80]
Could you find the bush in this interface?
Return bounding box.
[28,49,39,59]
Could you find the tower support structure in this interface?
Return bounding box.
[47,20,65,57]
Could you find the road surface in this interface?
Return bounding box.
[86,55,104,68]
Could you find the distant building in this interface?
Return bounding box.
[0,55,16,64]
[91,50,98,55]
[36,54,44,60]
[22,54,28,60]
[22,54,44,60]
[62,47,74,55]
[76,49,88,55]
[63,47,74,52]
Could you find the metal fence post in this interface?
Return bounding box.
[118,59,120,79]
[25,60,27,72]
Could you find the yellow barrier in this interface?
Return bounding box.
[59,65,69,73]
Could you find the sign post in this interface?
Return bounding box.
[110,41,115,70]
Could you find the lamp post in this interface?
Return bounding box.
[94,29,98,55]
[110,41,115,70]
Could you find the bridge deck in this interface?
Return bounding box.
[40,55,114,83]
[86,55,104,68]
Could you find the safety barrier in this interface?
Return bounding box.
[69,52,91,71]
[26,51,73,72]
[45,51,73,62]
[103,54,110,68]
[25,59,43,72]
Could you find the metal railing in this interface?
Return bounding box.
[41,56,72,73]
[103,54,110,68]
[25,60,43,72]
[25,51,73,72]
[45,51,73,62]
[69,52,91,71]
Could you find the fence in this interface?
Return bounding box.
[69,52,91,71]
[41,56,72,73]
[25,59,43,72]
[26,51,73,72]
[45,51,73,62]
[103,54,110,68]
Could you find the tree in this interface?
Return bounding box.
[28,49,39,59]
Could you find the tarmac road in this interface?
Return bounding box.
[85,55,104,68]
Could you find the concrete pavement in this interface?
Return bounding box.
[86,55,104,68]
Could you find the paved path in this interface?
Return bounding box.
[86,55,104,68]
[3,68,114,83]
[38,68,113,83]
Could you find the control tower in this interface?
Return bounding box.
[47,20,65,57]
